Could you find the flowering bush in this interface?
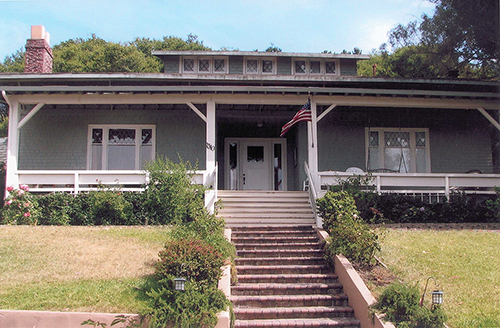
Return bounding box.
[2,185,40,225]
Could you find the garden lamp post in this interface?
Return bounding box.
[420,277,444,307]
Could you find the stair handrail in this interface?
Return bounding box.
[304,161,321,228]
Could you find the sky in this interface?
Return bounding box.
[0,0,436,61]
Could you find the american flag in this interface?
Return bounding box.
[280,99,312,137]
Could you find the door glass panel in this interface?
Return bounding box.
[91,128,103,170]
[274,143,283,191]
[108,129,136,170]
[247,146,264,162]
[229,143,238,190]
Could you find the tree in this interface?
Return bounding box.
[53,35,161,73]
[0,49,25,73]
[265,43,282,52]
[388,0,499,79]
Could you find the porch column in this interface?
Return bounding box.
[205,100,217,212]
[307,100,319,191]
[206,100,216,172]
[5,97,20,191]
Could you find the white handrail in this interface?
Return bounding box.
[304,162,321,228]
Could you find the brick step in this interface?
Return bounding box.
[234,317,360,328]
[237,273,338,284]
[235,256,325,266]
[232,283,343,296]
[218,190,309,198]
[236,264,331,275]
[233,306,354,320]
[231,294,349,308]
[232,225,314,231]
[226,220,316,227]
[232,230,317,238]
[232,236,319,243]
[234,242,322,251]
[237,249,324,258]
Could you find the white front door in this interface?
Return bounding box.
[241,140,271,190]
[225,138,287,191]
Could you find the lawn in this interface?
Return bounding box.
[2,225,499,328]
[0,225,169,313]
[377,228,500,328]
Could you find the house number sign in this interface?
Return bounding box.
[206,142,215,151]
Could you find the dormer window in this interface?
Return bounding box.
[293,59,339,75]
[181,57,227,73]
[245,57,276,74]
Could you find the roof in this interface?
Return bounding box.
[152,50,370,60]
[0,73,498,110]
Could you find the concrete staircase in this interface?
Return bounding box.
[217,190,315,227]
[230,226,360,328]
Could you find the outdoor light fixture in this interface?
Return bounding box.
[431,289,444,305]
[173,277,186,291]
[420,277,444,307]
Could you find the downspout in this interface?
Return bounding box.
[1,90,12,108]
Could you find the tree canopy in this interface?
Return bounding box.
[0,33,211,73]
[360,0,499,79]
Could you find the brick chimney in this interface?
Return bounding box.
[24,25,53,73]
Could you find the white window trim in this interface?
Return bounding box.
[180,56,228,74]
[292,59,339,76]
[365,127,431,173]
[87,124,156,170]
[244,57,276,74]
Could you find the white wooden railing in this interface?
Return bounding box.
[304,162,321,228]
[16,169,206,193]
[318,171,500,198]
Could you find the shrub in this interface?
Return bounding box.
[155,236,225,286]
[143,157,207,225]
[1,185,40,225]
[373,282,447,328]
[36,192,74,225]
[318,191,381,266]
[86,187,133,225]
[145,278,229,328]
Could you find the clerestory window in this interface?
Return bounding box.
[293,59,338,75]
[181,57,227,73]
[88,125,155,170]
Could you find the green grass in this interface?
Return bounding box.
[0,225,169,313]
[378,228,500,328]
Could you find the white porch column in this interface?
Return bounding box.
[307,100,319,191]
[5,98,20,191]
[205,100,217,212]
[206,100,216,172]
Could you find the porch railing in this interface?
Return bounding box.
[15,169,206,194]
[318,171,500,198]
[304,162,321,228]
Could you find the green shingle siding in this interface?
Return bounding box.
[277,57,292,75]
[163,56,180,73]
[229,56,243,74]
[339,59,357,76]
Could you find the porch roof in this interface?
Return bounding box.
[1,73,499,110]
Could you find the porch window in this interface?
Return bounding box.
[366,128,430,173]
[89,125,155,170]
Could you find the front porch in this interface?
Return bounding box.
[2,75,499,217]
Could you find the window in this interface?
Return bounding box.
[244,57,276,74]
[88,125,155,170]
[366,128,430,173]
[181,57,227,73]
[293,59,339,75]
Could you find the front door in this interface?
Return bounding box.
[225,138,286,191]
[241,140,271,190]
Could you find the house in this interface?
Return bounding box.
[1,26,500,213]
